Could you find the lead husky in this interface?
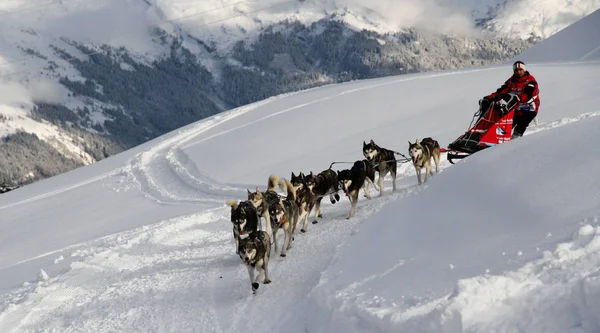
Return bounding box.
[408,137,441,185]
[238,230,271,293]
[363,139,397,195]
[336,160,377,219]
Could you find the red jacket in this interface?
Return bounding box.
[488,71,540,113]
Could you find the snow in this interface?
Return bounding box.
[0,7,600,333]
[490,0,600,39]
[515,8,600,62]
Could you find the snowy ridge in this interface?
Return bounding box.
[514,8,600,62]
[489,0,600,39]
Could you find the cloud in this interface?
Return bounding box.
[0,82,31,105]
[327,0,478,35]
[4,0,158,47]
[0,79,64,106]
[28,80,65,104]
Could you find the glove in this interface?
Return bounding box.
[477,97,491,117]
[479,96,491,106]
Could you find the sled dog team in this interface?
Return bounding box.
[227,138,441,292]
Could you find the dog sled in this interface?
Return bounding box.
[442,93,519,164]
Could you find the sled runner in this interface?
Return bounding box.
[442,93,519,164]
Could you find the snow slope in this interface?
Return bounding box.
[0,8,600,333]
[486,0,600,39]
[515,8,600,62]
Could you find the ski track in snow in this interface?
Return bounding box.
[1,76,600,331]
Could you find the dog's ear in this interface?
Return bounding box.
[291,171,296,178]
[247,189,251,197]
[256,186,261,194]
[370,139,375,144]
[310,171,313,177]
[363,141,367,147]
[416,138,419,144]
[408,140,411,146]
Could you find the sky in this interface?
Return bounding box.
[0,6,600,333]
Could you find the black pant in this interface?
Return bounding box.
[513,110,537,135]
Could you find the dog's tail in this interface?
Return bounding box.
[226,200,238,209]
[422,137,440,149]
[279,178,296,201]
[268,174,280,192]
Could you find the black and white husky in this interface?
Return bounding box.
[238,230,271,293]
[225,200,260,254]
[337,160,377,219]
[302,168,341,226]
[363,139,397,195]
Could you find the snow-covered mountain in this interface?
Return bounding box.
[0,0,598,186]
[1,5,600,332]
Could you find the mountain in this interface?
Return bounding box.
[0,6,599,332]
[0,0,597,187]
[515,8,600,62]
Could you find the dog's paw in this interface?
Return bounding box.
[300,228,306,233]
[312,220,318,224]
[252,282,259,291]
[318,213,323,218]
[334,194,340,201]
[280,253,287,257]
[264,279,271,284]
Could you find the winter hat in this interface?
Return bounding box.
[513,60,526,71]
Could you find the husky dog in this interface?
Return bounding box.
[363,139,397,195]
[408,137,441,185]
[290,171,306,195]
[302,168,341,225]
[226,200,260,254]
[238,230,271,293]
[291,171,316,233]
[269,178,300,257]
[247,174,283,238]
[337,160,377,219]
